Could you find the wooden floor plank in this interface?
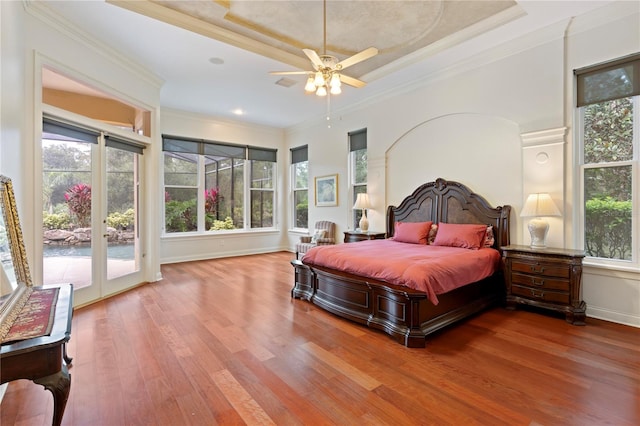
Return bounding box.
[2,251,638,425]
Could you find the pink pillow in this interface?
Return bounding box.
[393,221,433,245]
[432,223,487,250]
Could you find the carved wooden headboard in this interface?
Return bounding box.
[386,178,511,249]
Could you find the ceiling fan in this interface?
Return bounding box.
[270,0,378,96]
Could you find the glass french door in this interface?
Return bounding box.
[42,117,144,304]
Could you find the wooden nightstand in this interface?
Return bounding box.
[343,230,386,243]
[502,245,586,325]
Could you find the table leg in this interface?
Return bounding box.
[33,364,71,426]
[63,342,73,366]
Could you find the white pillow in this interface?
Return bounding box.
[311,229,326,243]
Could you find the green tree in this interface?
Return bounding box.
[583,97,633,259]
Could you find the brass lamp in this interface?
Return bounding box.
[520,193,561,248]
[352,193,371,232]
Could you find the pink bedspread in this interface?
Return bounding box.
[302,239,501,305]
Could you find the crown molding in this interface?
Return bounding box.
[106,0,310,72]
[23,0,164,90]
[567,0,639,36]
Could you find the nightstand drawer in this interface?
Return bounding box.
[502,245,586,325]
[511,272,570,292]
[511,260,570,279]
[512,285,570,304]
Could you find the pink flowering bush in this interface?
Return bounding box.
[204,188,221,214]
[65,183,91,227]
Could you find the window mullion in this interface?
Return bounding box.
[198,155,205,232]
[243,159,250,230]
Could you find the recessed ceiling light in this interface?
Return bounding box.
[232,108,244,116]
[209,57,224,65]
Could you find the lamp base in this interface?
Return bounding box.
[359,211,369,232]
[528,217,549,248]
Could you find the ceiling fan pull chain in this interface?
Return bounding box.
[326,93,331,128]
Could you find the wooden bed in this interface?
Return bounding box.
[290,178,512,347]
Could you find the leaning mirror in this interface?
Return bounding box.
[0,175,34,340]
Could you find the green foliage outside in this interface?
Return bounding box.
[43,141,137,235]
[585,198,631,260]
[583,97,634,260]
[165,199,197,233]
[354,149,367,184]
[43,212,72,230]
[209,216,235,230]
[107,209,135,230]
[296,199,308,228]
[293,162,308,228]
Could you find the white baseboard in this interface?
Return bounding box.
[587,306,640,328]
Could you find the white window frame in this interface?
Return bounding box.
[162,137,278,235]
[290,145,308,231]
[576,96,639,269]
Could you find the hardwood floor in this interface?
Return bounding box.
[2,251,638,425]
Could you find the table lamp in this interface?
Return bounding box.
[352,193,371,232]
[520,193,561,248]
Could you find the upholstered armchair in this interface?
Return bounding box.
[295,220,336,259]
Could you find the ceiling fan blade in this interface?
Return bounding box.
[303,49,324,70]
[339,74,367,88]
[269,71,310,75]
[337,47,379,70]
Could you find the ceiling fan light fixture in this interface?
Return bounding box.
[304,76,316,92]
[269,0,377,101]
[330,73,341,88]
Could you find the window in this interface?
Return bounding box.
[291,145,308,229]
[576,53,639,264]
[349,129,367,229]
[249,147,276,228]
[162,135,277,233]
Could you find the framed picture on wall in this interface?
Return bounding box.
[315,174,338,207]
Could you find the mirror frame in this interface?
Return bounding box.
[0,175,34,341]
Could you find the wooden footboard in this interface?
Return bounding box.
[291,259,504,348]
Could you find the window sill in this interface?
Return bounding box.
[161,228,279,240]
[289,228,309,235]
[583,260,640,280]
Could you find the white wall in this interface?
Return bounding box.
[566,4,640,326]
[160,109,287,264]
[285,2,640,327]
[0,1,28,247]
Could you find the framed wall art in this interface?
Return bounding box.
[315,174,338,207]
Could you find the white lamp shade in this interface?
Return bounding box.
[520,193,561,217]
[353,193,371,232]
[352,193,371,210]
[520,193,561,248]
